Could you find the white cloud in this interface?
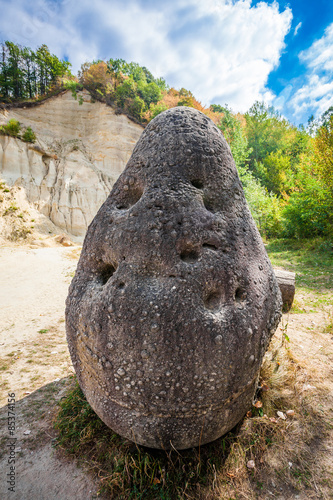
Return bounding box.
[0,0,292,112]
[286,23,333,122]
[294,22,302,36]
[300,24,333,72]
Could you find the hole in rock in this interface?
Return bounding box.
[116,184,143,210]
[204,290,222,311]
[118,282,125,290]
[203,197,216,213]
[191,179,204,189]
[203,243,218,251]
[100,264,117,285]
[180,248,200,263]
[235,287,246,303]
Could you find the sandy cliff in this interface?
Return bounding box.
[0,90,143,237]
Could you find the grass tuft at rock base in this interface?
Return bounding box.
[53,328,329,499]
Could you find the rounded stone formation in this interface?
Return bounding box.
[66,107,282,450]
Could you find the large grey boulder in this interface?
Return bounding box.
[66,107,282,450]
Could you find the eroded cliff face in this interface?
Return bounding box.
[0,90,143,237]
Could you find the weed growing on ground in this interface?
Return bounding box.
[323,308,333,335]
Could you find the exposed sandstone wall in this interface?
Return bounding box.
[0,90,143,237]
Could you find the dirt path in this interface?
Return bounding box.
[0,245,100,500]
[0,244,332,499]
[0,246,79,402]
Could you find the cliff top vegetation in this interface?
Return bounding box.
[1,40,333,243]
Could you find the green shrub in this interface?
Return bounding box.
[239,167,283,238]
[177,95,194,107]
[22,126,36,143]
[0,119,21,137]
[128,96,146,120]
[140,81,161,107]
[63,79,83,100]
[149,102,168,120]
[282,178,333,238]
[115,78,137,107]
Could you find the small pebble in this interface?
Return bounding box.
[303,384,316,391]
[247,460,255,469]
[277,411,286,420]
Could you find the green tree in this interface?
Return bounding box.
[35,44,71,95]
[129,96,146,120]
[217,105,251,170]
[155,77,168,91]
[314,114,333,192]
[140,81,161,107]
[210,104,225,113]
[115,78,137,107]
[216,105,282,237]
[0,43,10,98]
[283,177,332,238]
[241,172,283,238]
[5,41,24,99]
[245,101,290,167]
[21,46,36,99]
[0,41,71,101]
[150,102,168,119]
[256,150,292,195]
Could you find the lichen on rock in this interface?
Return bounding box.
[66,106,282,449]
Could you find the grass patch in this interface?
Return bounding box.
[3,204,19,216]
[323,308,333,335]
[0,356,16,371]
[289,299,307,314]
[266,237,333,292]
[54,378,238,499]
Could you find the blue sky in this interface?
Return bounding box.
[0,0,332,126]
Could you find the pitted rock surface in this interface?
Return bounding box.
[66,107,282,450]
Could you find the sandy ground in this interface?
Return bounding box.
[0,243,332,499]
[0,244,101,500]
